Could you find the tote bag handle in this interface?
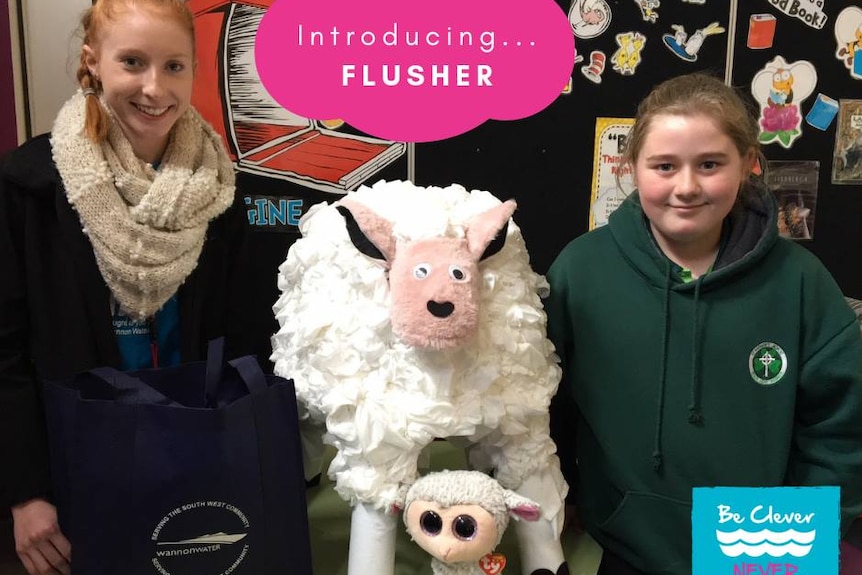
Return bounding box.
[87,367,177,406]
[88,339,268,407]
[205,338,268,407]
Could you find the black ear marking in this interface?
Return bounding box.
[479,221,509,261]
[336,205,386,262]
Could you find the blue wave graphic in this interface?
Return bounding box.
[715,529,815,558]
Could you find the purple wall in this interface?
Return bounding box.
[0,0,20,154]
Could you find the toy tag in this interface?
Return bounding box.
[479,553,507,575]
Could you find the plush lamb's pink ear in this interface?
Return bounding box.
[504,490,542,522]
[465,199,517,261]
[337,198,397,264]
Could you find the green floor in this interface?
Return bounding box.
[306,442,603,575]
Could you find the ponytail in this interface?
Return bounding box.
[75,10,108,143]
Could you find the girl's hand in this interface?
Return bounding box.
[11,498,71,575]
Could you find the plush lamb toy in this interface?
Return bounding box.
[271,180,568,575]
[404,470,541,575]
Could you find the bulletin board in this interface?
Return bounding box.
[414,0,862,298]
[187,0,862,309]
[414,0,733,276]
[730,1,862,296]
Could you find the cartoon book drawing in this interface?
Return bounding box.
[747,14,777,50]
[189,0,406,194]
[805,93,839,131]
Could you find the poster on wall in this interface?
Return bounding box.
[589,117,635,230]
[767,160,819,240]
[189,0,408,195]
[832,99,862,184]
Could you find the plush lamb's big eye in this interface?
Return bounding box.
[414,264,431,279]
[452,515,477,540]
[420,510,443,536]
[448,265,469,282]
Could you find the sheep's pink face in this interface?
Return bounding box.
[336,197,516,351]
[389,238,481,350]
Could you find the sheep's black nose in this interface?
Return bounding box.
[427,301,454,318]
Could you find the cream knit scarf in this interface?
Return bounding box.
[51,91,235,319]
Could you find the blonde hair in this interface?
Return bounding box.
[619,73,765,196]
[76,0,195,143]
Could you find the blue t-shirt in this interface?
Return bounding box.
[111,295,181,370]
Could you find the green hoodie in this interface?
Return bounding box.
[546,188,862,575]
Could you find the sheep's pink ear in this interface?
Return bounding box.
[504,490,541,522]
[465,199,516,261]
[336,199,397,264]
[510,503,541,522]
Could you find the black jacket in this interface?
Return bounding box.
[0,134,256,509]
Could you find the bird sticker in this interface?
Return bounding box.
[835,6,862,80]
[751,56,817,148]
[768,68,794,107]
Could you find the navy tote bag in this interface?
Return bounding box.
[43,339,312,575]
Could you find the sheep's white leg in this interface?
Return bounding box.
[514,514,566,575]
[475,439,568,573]
[513,468,567,575]
[347,503,397,575]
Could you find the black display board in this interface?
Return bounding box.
[414,0,862,299]
[731,0,862,297]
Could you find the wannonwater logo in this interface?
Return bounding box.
[748,342,788,386]
[151,500,250,575]
[692,486,840,575]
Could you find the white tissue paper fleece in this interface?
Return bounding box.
[271,180,565,514]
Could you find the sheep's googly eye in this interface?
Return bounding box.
[452,515,477,540]
[420,511,443,536]
[448,266,469,282]
[414,264,431,280]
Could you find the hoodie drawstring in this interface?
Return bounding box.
[653,263,672,472]
[653,265,707,473]
[688,278,704,424]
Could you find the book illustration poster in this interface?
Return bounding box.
[589,117,635,230]
[189,0,407,195]
[832,99,862,184]
[767,160,819,241]
[747,13,777,50]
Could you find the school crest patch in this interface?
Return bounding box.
[749,342,788,385]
